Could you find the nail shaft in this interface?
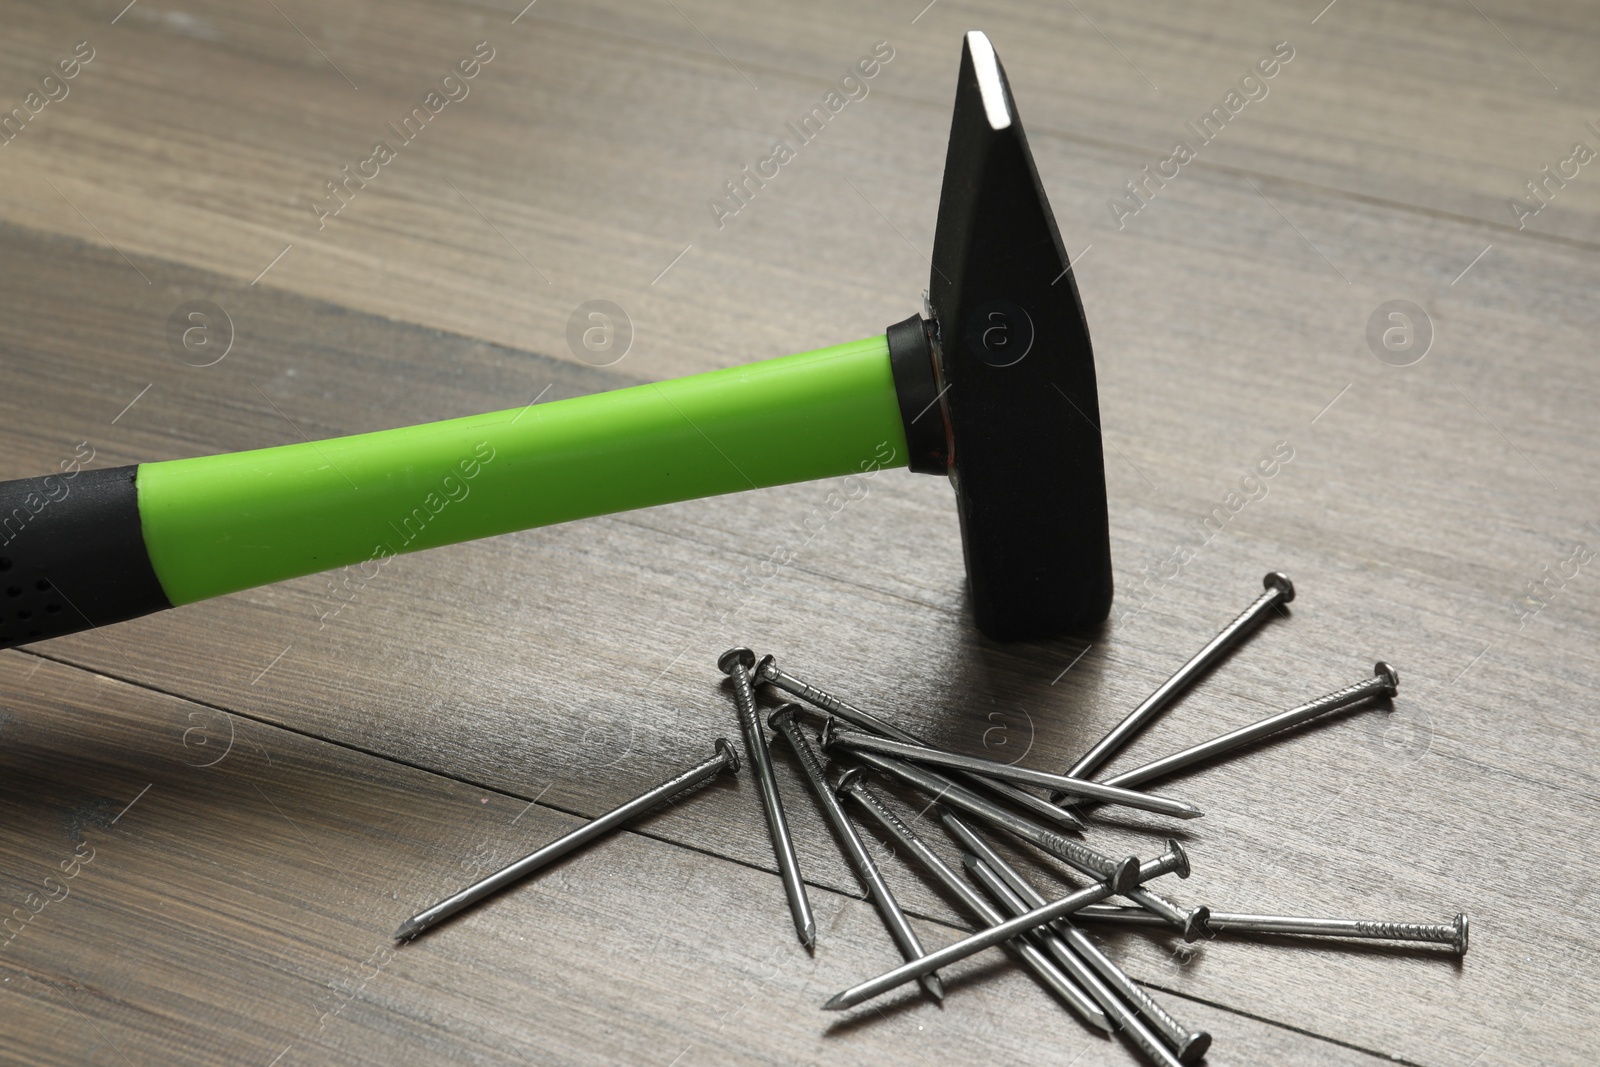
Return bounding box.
[822,845,1189,1011]
[1064,572,1293,780]
[948,815,1209,1063]
[1075,662,1399,797]
[396,739,739,940]
[756,656,1085,830]
[1071,905,1468,955]
[828,727,1202,819]
[834,743,1142,893]
[720,649,815,950]
[966,858,1185,1067]
[837,772,1112,1031]
[769,707,944,1001]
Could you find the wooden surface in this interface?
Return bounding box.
[1,1,1597,1063]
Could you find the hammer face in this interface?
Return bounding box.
[928,31,1112,639]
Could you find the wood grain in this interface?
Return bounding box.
[2,0,1595,381]
[0,0,1597,1063]
[0,650,1396,1067]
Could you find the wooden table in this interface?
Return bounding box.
[2,1,1596,1063]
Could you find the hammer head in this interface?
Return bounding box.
[895,31,1112,639]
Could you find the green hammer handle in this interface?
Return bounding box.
[0,335,909,649]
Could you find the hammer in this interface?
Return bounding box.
[0,32,1109,649]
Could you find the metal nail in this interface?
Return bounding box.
[948,815,1210,1063]
[1063,926,1210,1064]
[1062,572,1294,783]
[827,729,1143,894]
[768,706,944,1001]
[966,858,1187,1067]
[933,806,1209,941]
[822,842,1190,1011]
[827,726,1203,819]
[755,655,1085,830]
[835,769,1113,1032]
[1067,662,1399,800]
[1072,905,1468,955]
[396,738,739,940]
[719,648,816,951]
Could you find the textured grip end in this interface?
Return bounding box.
[0,466,171,649]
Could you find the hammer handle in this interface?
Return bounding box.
[0,335,906,650]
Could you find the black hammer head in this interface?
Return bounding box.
[889,31,1112,640]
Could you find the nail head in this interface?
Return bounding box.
[1263,571,1295,602]
[1374,660,1399,695]
[1176,1030,1213,1063]
[1167,838,1191,879]
[819,717,847,750]
[718,647,757,674]
[835,765,869,795]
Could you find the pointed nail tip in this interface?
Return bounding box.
[922,974,946,1001]
[821,995,847,1011]
[393,920,421,941]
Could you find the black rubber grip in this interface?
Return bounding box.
[886,314,949,475]
[0,465,171,650]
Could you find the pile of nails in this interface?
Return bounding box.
[722,572,1468,1066]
